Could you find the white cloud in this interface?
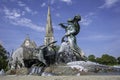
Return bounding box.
[3,7,21,19]
[80,34,116,41]
[41,3,46,7]
[22,11,25,16]
[53,25,62,30]
[81,12,95,26]
[55,13,60,17]
[51,23,62,30]
[99,0,119,8]
[41,0,55,6]
[51,0,55,4]
[10,18,45,32]
[25,7,32,12]
[17,1,37,15]
[60,0,72,4]
[81,17,92,26]
[32,11,38,15]
[17,1,26,7]
[3,7,45,32]
[24,6,37,15]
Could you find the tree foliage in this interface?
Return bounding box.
[117,57,120,64]
[0,44,8,70]
[88,55,96,62]
[88,54,118,65]
[96,57,102,64]
[100,54,117,65]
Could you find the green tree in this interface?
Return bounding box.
[117,57,120,64]
[0,44,8,70]
[96,57,102,64]
[88,55,96,62]
[100,54,117,65]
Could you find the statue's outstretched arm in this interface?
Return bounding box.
[59,23,67,29]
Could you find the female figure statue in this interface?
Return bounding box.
[59,15,85,60]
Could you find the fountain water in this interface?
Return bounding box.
[29,66,43,75]
[67,61,100,72]
[0,69,5,75]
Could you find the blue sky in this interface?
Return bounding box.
[0,0,120,58]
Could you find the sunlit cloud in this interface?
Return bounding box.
[3,7,45,32]
[53,25,62,30]
[60,0,72,5]
[80,34,117,41]
[10,18,45,32]
[81,12,95,26]
[99,0,119,8]
[41,3,46,7]
[81,17,92,26]
[17,1,26,7]
[25,7,32,12]
[55,13,61,17]
[3,7,21,19]
[17,1,37,15]
[51,0,55,4]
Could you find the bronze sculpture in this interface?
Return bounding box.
[59,15,85,60]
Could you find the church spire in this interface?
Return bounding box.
[44,6,54,45]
